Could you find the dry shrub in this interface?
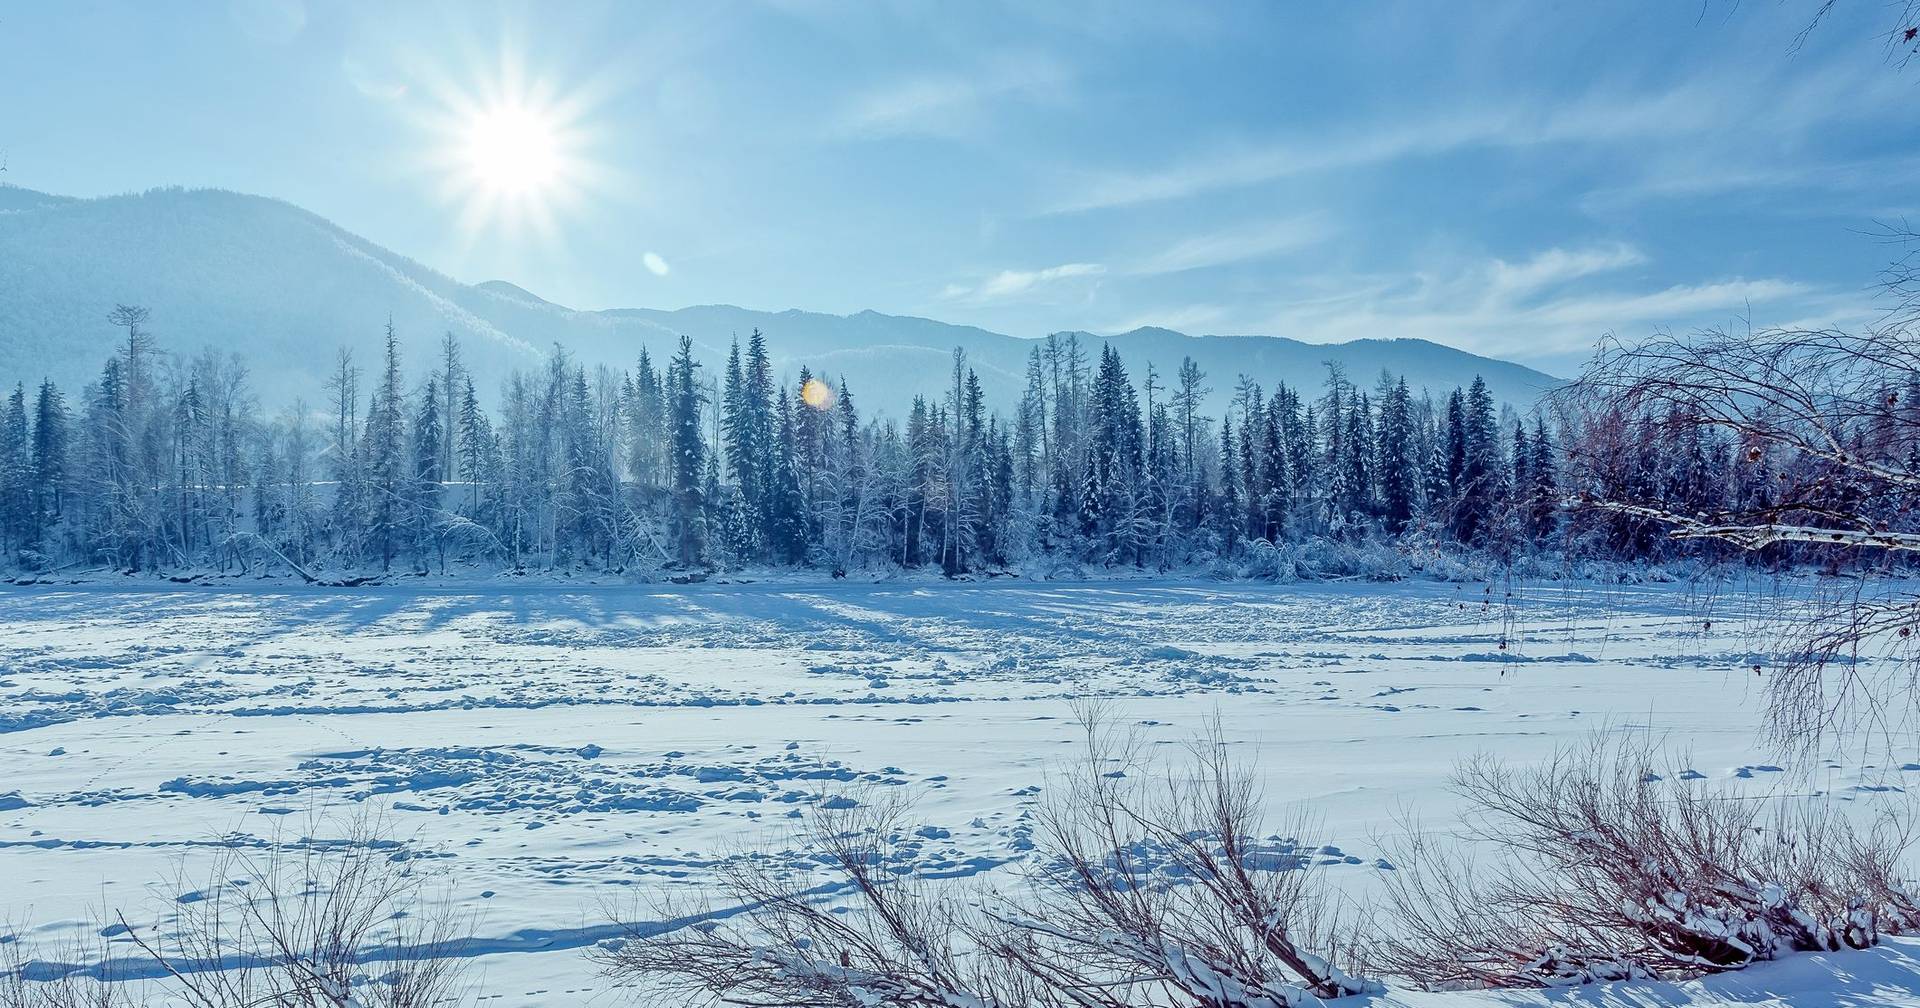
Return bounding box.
[597,711,1378,1008]
[0,931,128,1008]
[986,711,1376,1008]
[119,810,472,1008]
[1377,733,1920,989]
[593,791,1035,1008]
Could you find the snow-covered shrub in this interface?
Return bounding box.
[1238,539,1301,582]
[1376,734,1919,989]
[986,710,1379,1007]
[1289,538,1408,581]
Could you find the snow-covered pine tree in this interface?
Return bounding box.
[666,336,708,567]
[412,378,444,571]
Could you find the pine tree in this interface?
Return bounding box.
[1258,401,1290,542]
[1377,377,1417,534]
[766,387,809,563]
[721,338,757,511]
[1172,357,1209,530]
[0,385,30,552]
[1530,414,1558,542]
[364,320,407,569]
[438,332,463,489]
[1216,420,1241,553]
[1441,389,1468,541]
[666,336,707,567]
[1455,376,1500,545]
[628,348,665,494]
[1339,393,1375,533]
[412,379,444,570]
[31,379,68,539]
[456,375,490,515]
[904,396,932,567]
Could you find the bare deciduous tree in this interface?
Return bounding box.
[1560,322,1920,751]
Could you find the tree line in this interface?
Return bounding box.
[0,304,1788,579]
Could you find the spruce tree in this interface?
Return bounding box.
[1529,415,1558,542]
[1216,421,1241,553]
[1377,377,1417,534]
[412,380,444,570]
[364,321,407,569]
[0,385,29,551]
[666,336,707,567]
[32,379,68,537]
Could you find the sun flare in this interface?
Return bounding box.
[461,103,563,196]
[418,55,601,244]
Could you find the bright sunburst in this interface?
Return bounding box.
[413,47,603,245]
[461,103,563,197]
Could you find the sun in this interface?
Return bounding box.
[415,58,601,244]
[461,103,563,197]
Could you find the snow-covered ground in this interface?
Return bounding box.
[3,576,1918,1006]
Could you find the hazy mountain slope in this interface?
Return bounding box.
[619,307,1563,416]
[0,185,1563,416]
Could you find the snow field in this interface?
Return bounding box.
[2,577,1917,1005]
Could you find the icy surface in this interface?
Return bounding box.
[3,577,1917,1005]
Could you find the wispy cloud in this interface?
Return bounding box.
[939,215,1329,319]
[1579,151,1920,213]
[940,262,1105,304]
[1083,246,1838,367]
[1128,215,1329,276]
[1046,113,1511,215]
[1043,62,1901,215]
[836,53,1069,139]
[1486,243,1645,300]
[1256,246,1827,362]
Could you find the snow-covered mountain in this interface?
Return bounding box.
[0,184,1564,415]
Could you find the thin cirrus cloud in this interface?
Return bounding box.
[1257,246,1826,364]
[1128,215,1330,277]
[1041,63,1897,216]
[1095,246,1834,371]
[1485,243,1647,301]
[941,262,1106,305]
[942,216,1327,308]
[835,53,1070,139]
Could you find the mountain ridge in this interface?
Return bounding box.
[0,184,1565,416]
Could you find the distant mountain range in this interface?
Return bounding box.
[0,184,1564,416]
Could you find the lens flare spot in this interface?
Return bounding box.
[801,378,835,411]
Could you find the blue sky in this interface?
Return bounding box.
[3,0,1916,374]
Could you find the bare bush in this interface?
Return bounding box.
[1377,734,1920,989]
[0,932,129,1008]
[597,713,1377,1008]
[982,711,1376,1008]
[594,792,1034,1008]
[119,811,472,1008]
